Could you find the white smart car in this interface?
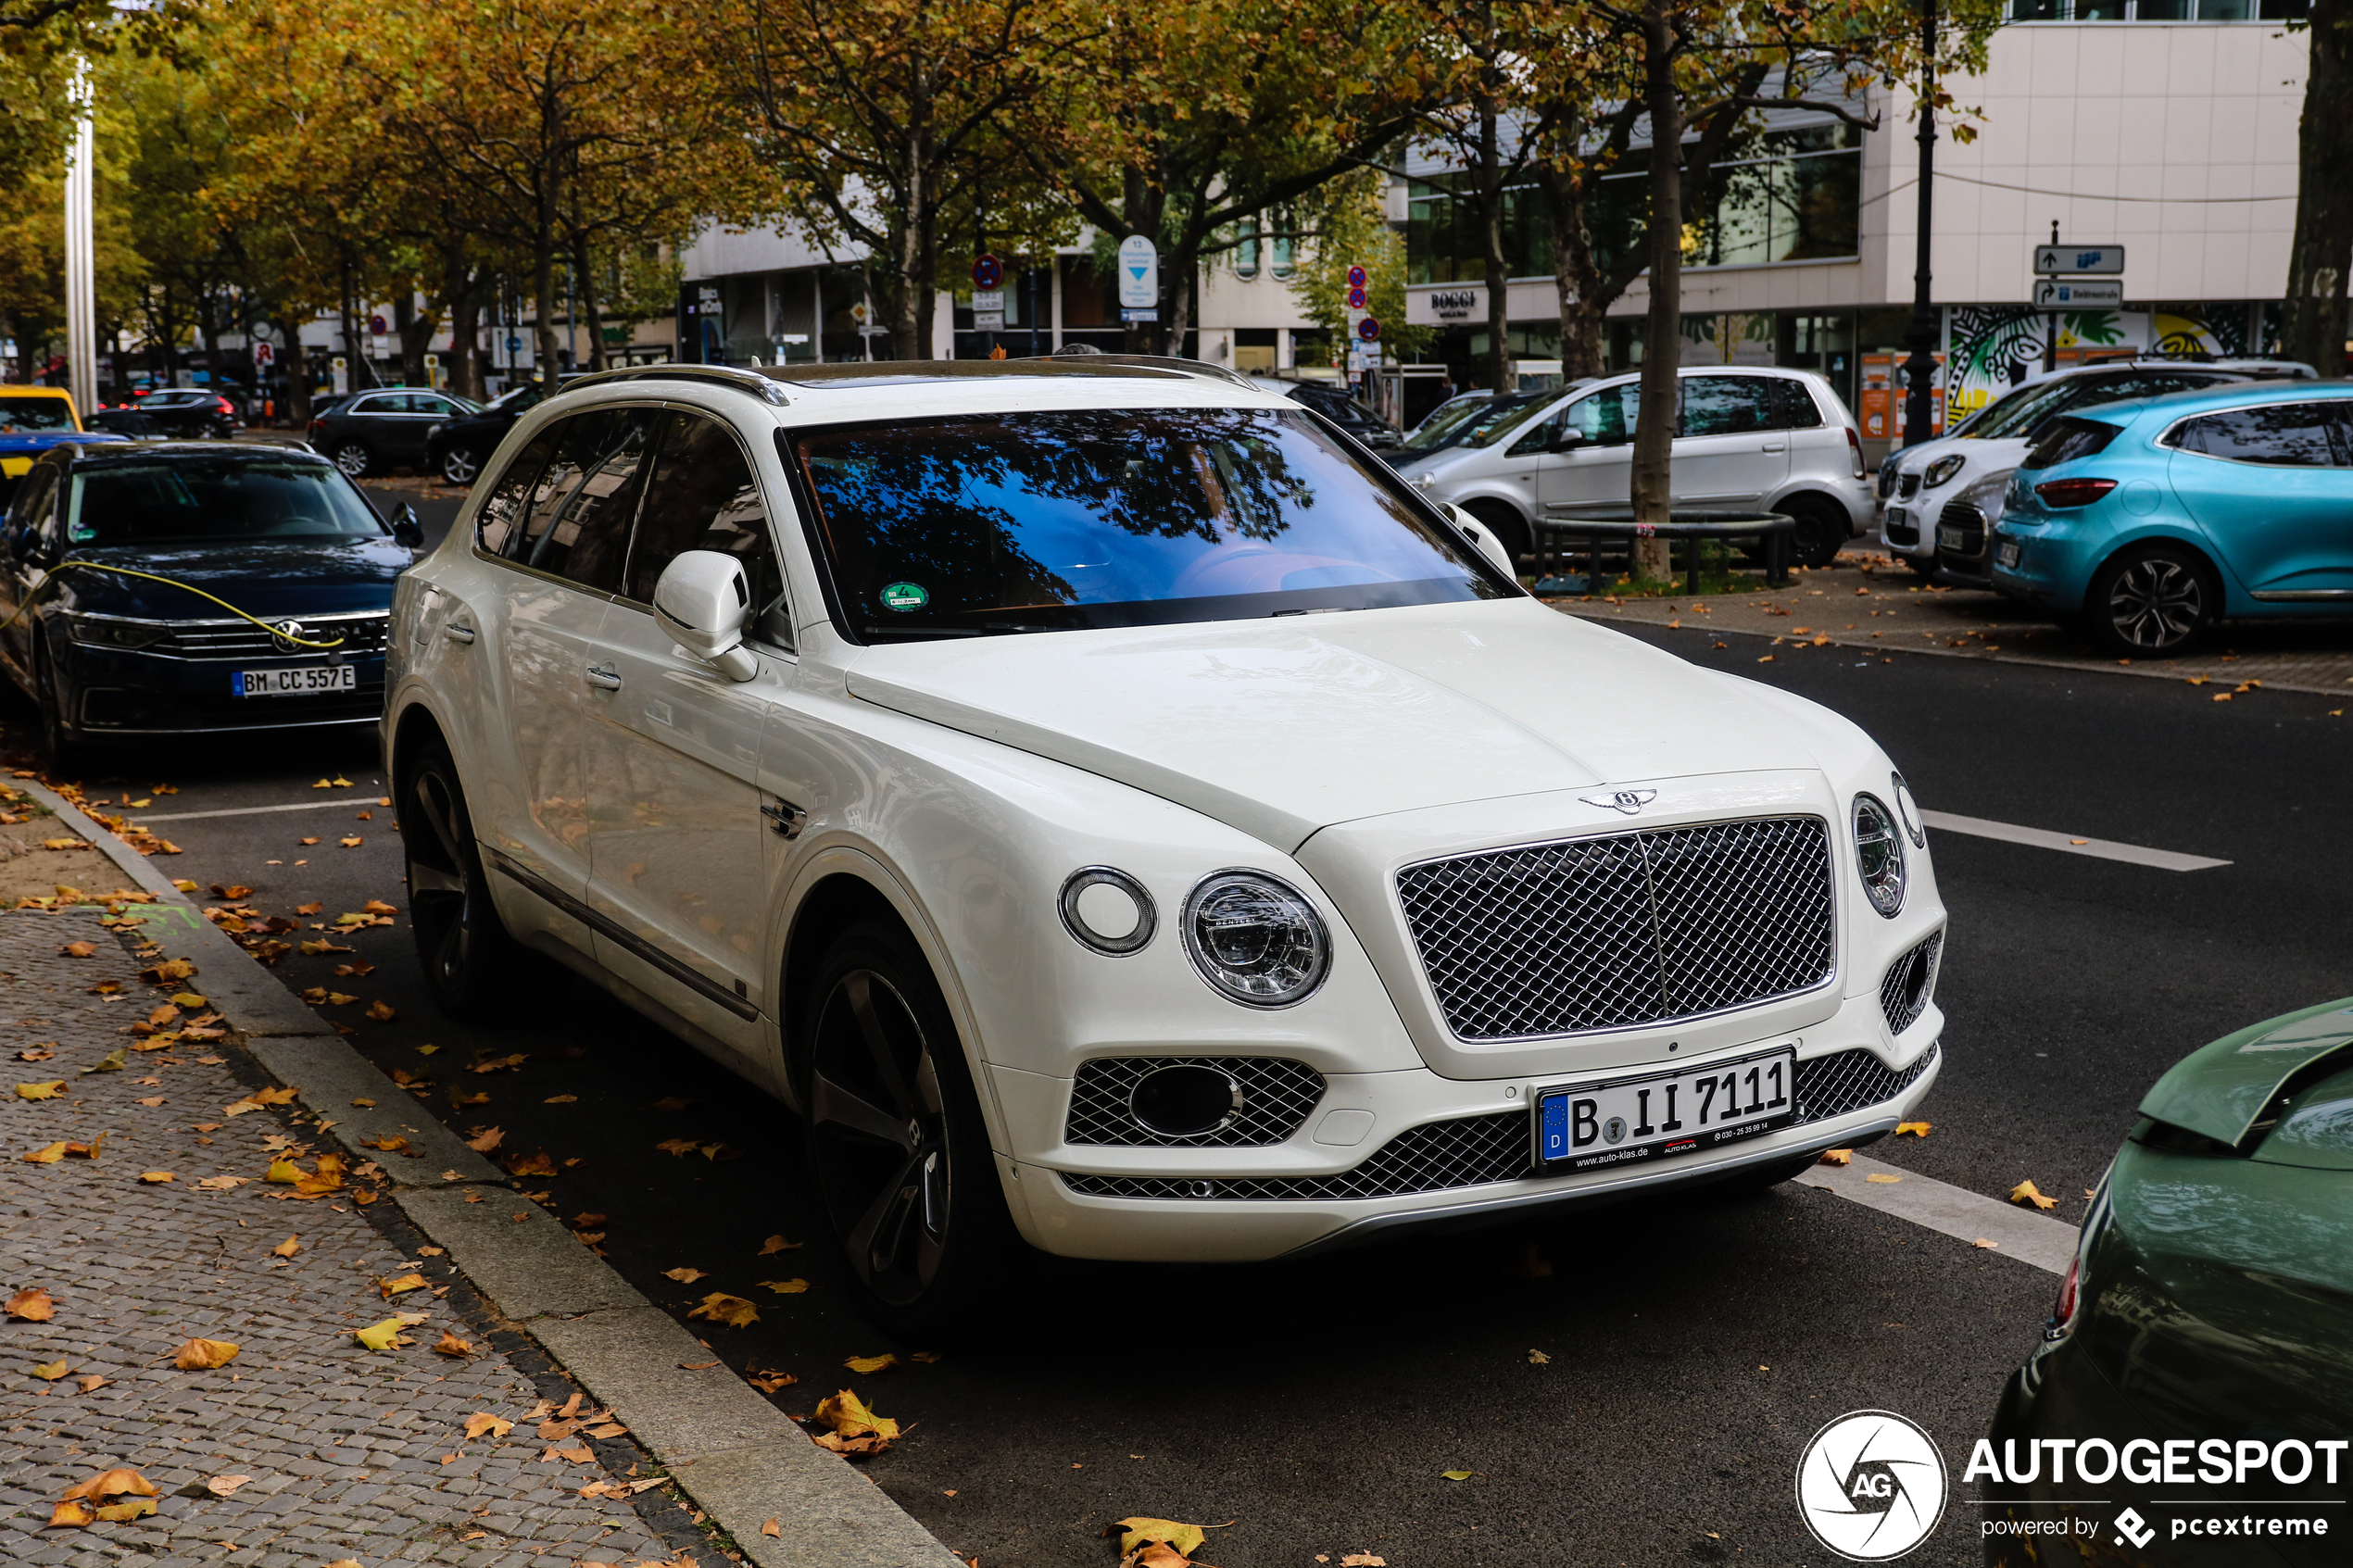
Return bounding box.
[385,359,1946,1333]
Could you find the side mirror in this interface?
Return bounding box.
[1445,504,1518,581]
[389,502,424,549]
[652,549,760,683]
[1551,428,1590,454]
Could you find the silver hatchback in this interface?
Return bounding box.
[1393,366,1875,569]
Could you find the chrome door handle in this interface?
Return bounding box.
[443,622,476,645]
[585,662,623,691]
[1761,443,1786,452]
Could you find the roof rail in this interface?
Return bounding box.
[1013,351,1260,392]
[560,364,791,406]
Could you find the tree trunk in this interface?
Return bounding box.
[396,293,436,388]
[1478,88,1513,395]
[1629,0,1681,575]
[2284,0,2353,374]
[576,236,609,371]
[1535,161,1610,381]
[439,247,482,400]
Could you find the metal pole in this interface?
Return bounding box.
[1900,0,1939,447]
[63,58,96,416]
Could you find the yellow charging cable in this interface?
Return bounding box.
[0,561,347,647]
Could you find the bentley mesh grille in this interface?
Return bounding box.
[1879,934,1943,1037]
[1059,1045,1938,1201]
[1397,817,1835,1041]
[1064,1057,1326,1148]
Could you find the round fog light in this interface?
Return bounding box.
[1129,1064,1243,1138]
[1059,867,1156,956]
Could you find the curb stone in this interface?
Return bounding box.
[19,777,968,1568]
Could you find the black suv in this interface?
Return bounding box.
[309,388,480,478]
[424,383,548,486]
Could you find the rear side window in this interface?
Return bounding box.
[1680,376,1776,437]
[1772,378,1824,429]
[475,427,560,556]
[624,413,786,641]
[508,408,661,591]
[2164,403,2345,468]
[2020,417,2122,470]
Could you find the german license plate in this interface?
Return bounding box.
[232,665,356,697]
[1534,1046,1796,1173]
[1938,525,1967,551]
[1996,539,2020,569]
[1883,506,1907,530]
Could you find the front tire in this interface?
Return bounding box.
[801,917,1015,1338]
[333,440,372,479]
[1780,496,1848,570]
[400,738,560,1019]
[2086,544,2215,658]
[439,445,482,486]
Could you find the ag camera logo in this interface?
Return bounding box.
[1795,1410,1949,1561]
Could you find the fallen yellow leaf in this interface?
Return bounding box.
[759,1278,810,1294]
[94,1498,156,1522]
[21,1141,69,1163]
[1818,1148,1853,1166]
[1866,1173,1903,1185]
[172,1337,240,1370]
[49,1498,94,1528]
[1112,1518,1206,1560]
[60,1466,157,1502]
[354,1312,426,1351]
[687,1292,759,1328]
[1441,1469,1474,1481]
[380,1273,429,1297]
[2011,1179,2058,1210]
[1894,1121,1931,1137]
[843,1352,897,1374]
[663,1266,708,1283]
[758,1235,801,1254]
[761,1517,782,1537]
[433,1330,475,1359]
[33,1360,71,1380]
[139,1171,174,1184]
[7,1286,56,1321]
[272,1236,300,1258]
[463,1411,512,1439]
[14,1080,65,1100]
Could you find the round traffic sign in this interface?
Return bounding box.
[1346,286,1367,310]
[973,253,1004,290]
[369,314,388,334]
[1356,316,1381,341]
[1346,266,1367,288]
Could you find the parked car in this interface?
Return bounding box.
[0,440,423,766]
[0,388,129,508]
[423,383,547,486]
[1984,999,2353,1568]
[1878,357,2311,585]
[1989,382,2353,657]
[1385,390,1552,468]
[386,358,1945,1334]
[310,387,481,477]
[1397,365,1874,569]
[85,408,165,440]
[1253,377,1403,450]
[131,387,241,440]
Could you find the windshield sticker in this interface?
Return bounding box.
[879,582,929,611]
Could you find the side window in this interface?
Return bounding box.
[474,426,561,557]
[1771,378,1825,429]
[2169,404,2342,468]
[1679,376,1776,438]
[1560,383,1642,446]
[624,412,788,645]
[5,467,57,554]
[511,408,661,591]
[351,394,400,416]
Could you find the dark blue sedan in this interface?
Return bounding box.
[0,441,422,767]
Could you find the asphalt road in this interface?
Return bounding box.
[35,615,2353,1568]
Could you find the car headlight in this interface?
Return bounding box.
[1853,795,1907,918]
[66,617,168,650]
[1181,870,1330,1007]
[426,422,444,440]
[1922,454,1967,489]
[1959,467,2014,523]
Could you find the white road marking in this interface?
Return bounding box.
[1919,809,2230,872]
[1806,1153,2078,1273]
[131,797,377,825]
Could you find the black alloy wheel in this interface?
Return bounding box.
[439,445,483,487]
[333,440,372,479]
[2089,545,2214,658]
[401,739,555,1018]
[802,918,1012,1336]
[1780,496,1848,570]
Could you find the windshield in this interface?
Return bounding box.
[1403,393,1542,453]
[790,407,1504,642]
[1467,394,1562,449]
[485,385,543,415]
[1965,378,2097,441]
[0,397,75,434]
[67,458,385,545]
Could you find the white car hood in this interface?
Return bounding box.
[843,598,1825,850]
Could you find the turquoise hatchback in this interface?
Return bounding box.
[1988,381,2353,656]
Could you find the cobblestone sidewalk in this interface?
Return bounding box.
[0,910,690,1568]
[1546,554,2353,697]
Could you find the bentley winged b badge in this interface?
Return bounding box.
[1579,787,1658,816]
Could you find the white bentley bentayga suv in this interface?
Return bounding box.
[385,358,1945,1332]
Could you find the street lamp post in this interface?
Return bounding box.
[1900,0,1939,447]
[62,59,97,416]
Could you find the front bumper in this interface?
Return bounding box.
[64,645,386,735]
[997,990,1942,1261]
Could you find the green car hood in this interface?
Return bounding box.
[2139,998,2353,1165]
